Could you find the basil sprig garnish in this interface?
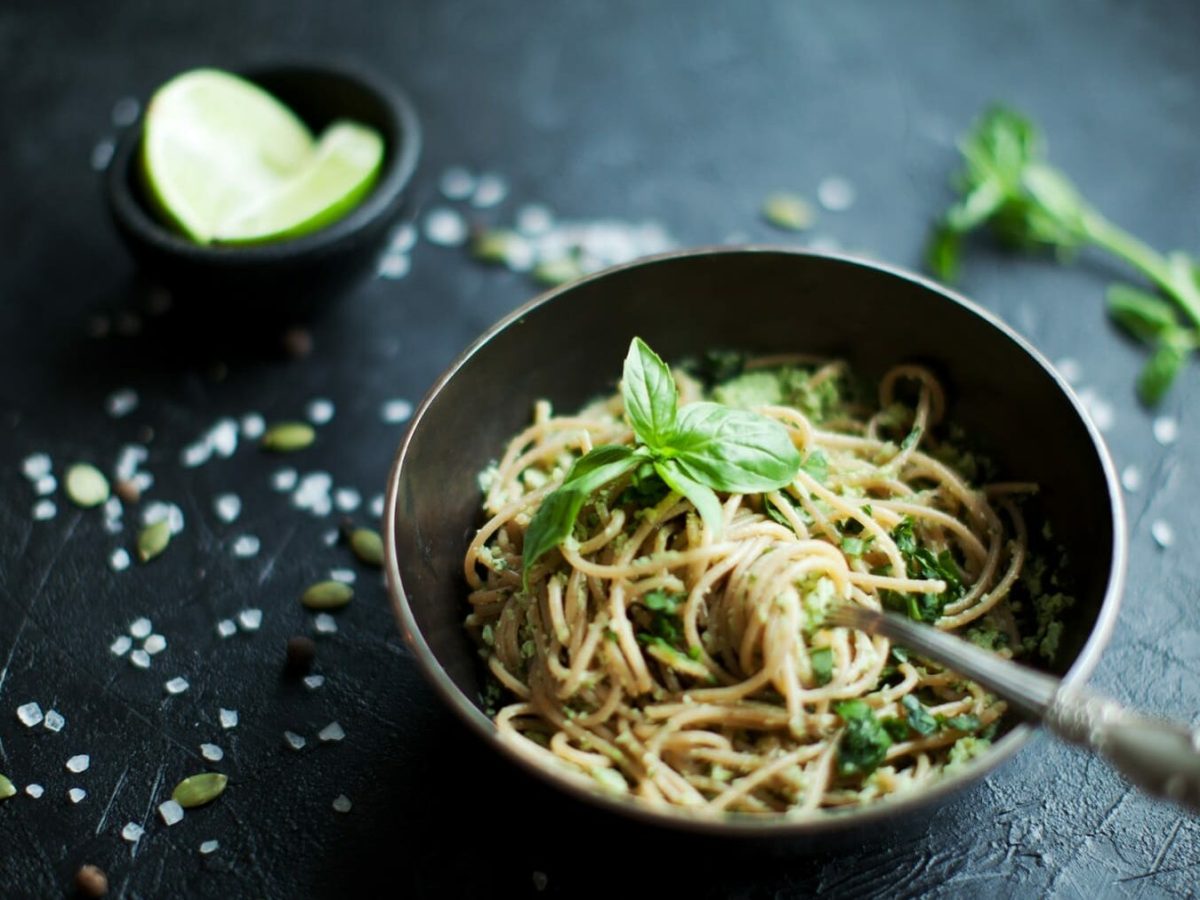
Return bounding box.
[521,338,802,585]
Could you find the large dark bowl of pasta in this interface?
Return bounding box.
[383,247,1126,839]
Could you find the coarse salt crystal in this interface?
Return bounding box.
[334,488,361,512]
[1055,358,1082,384]
[471,173,508,209]
[318,722,345,743]
[219,708,238,729]
[389,221,417,253]
[200,743,224,762]
[423,207,468,247]
[1151,520,1174,549]
[143,502,184,534]
[68,787,87,804]
[17,702,43,727]
[143,634,167,655]
[110,635,132,656]
[438,166,475,200]
[1153,416,1179,446]
[121,822,144,843]
[26,784,44,799]
[284,731,307,751]
[306,398,335,425]
[240,413,265,439]
[110,548,131,572]
[199,839,219,855]
[817,176,856,211]
[182,442,211,468]
[1120,465,1141,492]
[22,452,51,480]
[381,399,412,424]
[33,499,57,521]
[329,568,356,584]
[332,794,352,813]
[272,468,298,492]
[158,799,184,826]
[378,253,411,280]
[130,649,151,669]
[165,677,189,695]
[91,139,115,172]
[238,608,262,631]
[233,534,260,558]
[516,204,553,236]
[35,475,56,496]
[214,494,242,523]
[44,709,65,732]
[111,96,140,127]
[303,674,325,690]
[314,613,338,635]
[322,529,339,547]
[210,418,238,458]
[66,754,90,773]
[369,495,385,518]
[105,388,139,418]
[216,620,237,638]
[129,617,152,639]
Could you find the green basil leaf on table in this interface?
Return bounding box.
[1106,283,1179,344]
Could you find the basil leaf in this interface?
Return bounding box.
[800,449,829,483]
[1107,283,1178,344]
[655,459,724,536]
[521,445,641,584]
[900,694,939,737]
[622,338,678,449]
[668,402,801,493]
[1137,336,1189,406]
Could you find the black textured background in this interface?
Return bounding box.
[1,2,1198,897]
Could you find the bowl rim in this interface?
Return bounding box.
[105,58,422,263]
[383,245,1128,837]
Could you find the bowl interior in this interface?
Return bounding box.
[387,248,1123,829]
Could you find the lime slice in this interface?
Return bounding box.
[141,69,316,243]
[213,121,385,244]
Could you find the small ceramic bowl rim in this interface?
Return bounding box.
[383,245,1127,838]
[105,58,421,265]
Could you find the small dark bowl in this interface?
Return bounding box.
[105,61,421,322]
[383,248,1126,840]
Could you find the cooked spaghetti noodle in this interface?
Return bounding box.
[464,354,1055,816]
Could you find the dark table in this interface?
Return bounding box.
[2,2,1198,897]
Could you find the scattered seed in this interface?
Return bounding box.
[0,775,14,800]
[216,620,237,639]
[284,731,307,751]
[66,754,90,774]
[438,166,475,200]
[238,609,263,631]
[44,709,65,732]
[1153,416,1179,445]
[143,634,167,655]
[471,172,508,208]
[378,253,411,280]
[332,794,352,813]
[74,864,109,898]
[199,840,219,855]
[302,581,353,610]
[65,463,110,508]
[69,787,87,804]
[334,488,361,513]
[303,674,325,690]
[329,568,356,585]
[233,535,261,558]
[424,207,469,247]
[261,422,315,453]
[113,478,141,505]
[105,388,139,418]
[158,799,184,825]
[381,399,412,424]
[17,702,44,727]
[172,772,228,808]
[1151,520,1174,549]
[318,722,345,743]
[130,617,153,639]
[121,822,144,843]
[33,499,57,521]
[110,636,132,656]
[200,743,224,762]
[762,192,815,231]
[22,452,52,480]
[137,520,171,563]
[306,398,335,425]
[817,176,856,211]
[219,708,238,730]
[349,528,384,567]
[240,412,266,439]
[34,474,57,496]
[313,614,338,635]
[285,636,317,675]
[26,783,44,799]
[214,494,242,523]
[281,326,313,360]
[130,650,151,669]
[165,677,189,695]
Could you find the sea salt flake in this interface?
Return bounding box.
[129,617,153,639]
[199,840,219,855]
[423,207,468,247]
[314,613,338,635]
[322,529,339,547]
[318,722,345,743]
[26,784,44,799]
[115,444,149,480]
[69,787,87,804]
[471,172,509,208]
[33,499,57,521]
[91,139,115,171]
[1120,465,1141,493]
[105,388,139,418]
[22,452,51,479]
[233,534,260,558]
[303,674,325,690]
[165,677,189,695]
[181,442,211,468]
[130,649,151,669]
[144,501,184,534]
[66,754,90,773]
[214,493,241,523]
[516,204,553,236]
[44,709,65,732]
[1153,416,1179,446]
[378,253,411,280]
[817,176,856,211]
[438,166,475,200]
[306,398,335,425]
[334,488,361,512]
[284,731,307,751]
[381,399,413,424]
[200,743,224,762]
[238,608,263,631]
[219,708,239,729]
[389,222,417,252]
[110,635,132,657]
[1151,520,1175,549]
[330,568,356,585]
[369,494,385,518]
[216,619,237,638]
[112,96,140,127]
[121,822,144,843]
[143,634,167,655]
[35,475,57,496]
[240,413,265,439]
[332,794,352,813]
[209,418,238,458]
[110,548,131,572]
[272,468,298,492]
[158,799,184,826]
[17,702,43,727]
[131,472,154,493]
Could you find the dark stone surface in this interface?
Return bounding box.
[0,1,1196,897]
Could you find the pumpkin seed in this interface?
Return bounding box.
[137,519,171,562]
[260,422,315,452]
[762,192,815,232]
[349,528,384,567]
[65,463,110,508]
[0,774,15,800]
[301,580,353,610]
[171,772,227,808]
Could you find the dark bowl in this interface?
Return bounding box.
[383,247,1126,839]
[105,61,421,323]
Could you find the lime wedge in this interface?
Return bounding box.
[213,121,384,244]
[141,69,316,243]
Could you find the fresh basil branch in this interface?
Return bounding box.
[927,105,1200,404]
[521,338,802,586]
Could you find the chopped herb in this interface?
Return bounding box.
[899,427,922,452]
[810,646,833,685]
[834,699,892,777]
[939,713,983,733]
[880,717,909,742]
[891,646,910,664]
[901,694,939,736]
[946,736,992,771]
[840,534,873,557]
[884,518,964,622]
